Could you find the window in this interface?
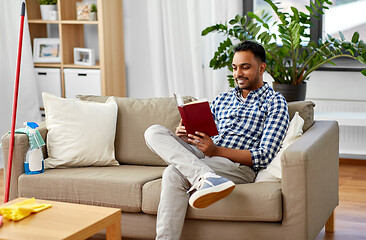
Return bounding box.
[245,0,366,43]
[253,0,310,45]
[243,0,366,70]
[324,0,366,42]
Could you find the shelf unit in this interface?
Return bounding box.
[26,0,126,97]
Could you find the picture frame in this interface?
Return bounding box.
[33,38,61,63]
[73,47,96,66]
[76,2,91,20]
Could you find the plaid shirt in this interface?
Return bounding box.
[211,83,289,171]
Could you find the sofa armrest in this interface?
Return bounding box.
[281,121,339,240]
[37,121,48,159]
[1,122,48,200]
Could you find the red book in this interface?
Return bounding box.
[174,94,218,137]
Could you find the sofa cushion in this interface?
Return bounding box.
[42,92,119,168]
[18,165,165,212]
[287,100,315,132]
[142,179,282,222]
[78,95,196,166]
[255,112,304,183]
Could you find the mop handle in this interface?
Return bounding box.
[5,2,26,203]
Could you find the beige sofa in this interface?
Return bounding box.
[2,96,339,240]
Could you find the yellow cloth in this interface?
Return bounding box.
[0,198,52,221]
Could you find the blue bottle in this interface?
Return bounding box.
[24,122,44,175]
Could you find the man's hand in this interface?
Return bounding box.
[188,132,218,156]
[175,120,189,143]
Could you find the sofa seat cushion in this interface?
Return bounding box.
[18,165,165,212]
[142,179,282,222]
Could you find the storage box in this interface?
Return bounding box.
[64,68,101,98]
[35,68,62,108]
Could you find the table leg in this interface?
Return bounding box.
[106,220,121,240]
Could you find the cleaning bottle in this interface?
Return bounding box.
[24,122,44,175]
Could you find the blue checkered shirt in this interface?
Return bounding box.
[210,82,289,171]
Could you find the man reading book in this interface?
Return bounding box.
[144,40,289,240]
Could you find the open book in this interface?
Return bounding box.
[174,94,218,137]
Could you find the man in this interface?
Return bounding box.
[144,40,289,240]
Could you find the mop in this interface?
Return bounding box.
[4,2,26,204]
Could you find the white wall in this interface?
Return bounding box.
[307,71,366,101]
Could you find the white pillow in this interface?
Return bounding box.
[42,92,119,168]
[255,111,304,183]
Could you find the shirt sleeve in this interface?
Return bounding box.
[249,94,289,171]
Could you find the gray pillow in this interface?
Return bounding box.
[288,101,315,132]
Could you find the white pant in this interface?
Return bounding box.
[144,125,256,240]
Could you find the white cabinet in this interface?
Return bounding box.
[35,68,62,108]
[64,68,101,98]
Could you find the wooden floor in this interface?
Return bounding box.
[1,160,366,240]
[316,160,366,240]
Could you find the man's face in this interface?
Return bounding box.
[232,50,266,92]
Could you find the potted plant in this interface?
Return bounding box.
[39,0,57,20]
[90,4,97,21]
[202,0,366,101]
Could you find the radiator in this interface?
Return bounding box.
[310,99,366,159]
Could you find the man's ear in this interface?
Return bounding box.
[259,62,266,75]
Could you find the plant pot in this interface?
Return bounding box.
[40,5,57,20]
[89,12,97,21]
[273,82,307,102]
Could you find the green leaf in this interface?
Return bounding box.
[339,31,345,41]
[311,2,317,9]
[291,6,298,15]
[351,32,360,44]
[235,14,241,22]
[328,61,336,66]
[229,19,237,25]
[341,41,351,49]
[228,76,235,88]
[358,40,366,49]
[362,51,366,61]
[357,56,366,64]
[241,15,247,25]
[361,69,366,77]
[306,6,313,14]
[346,49,354,56]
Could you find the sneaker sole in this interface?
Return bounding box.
[189,181,235,209]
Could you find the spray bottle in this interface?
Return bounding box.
[24,122,44,175]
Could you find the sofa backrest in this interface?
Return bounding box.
[78,95,196,166]
[78,95,314,166]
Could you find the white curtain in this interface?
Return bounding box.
[124,0,242,100]
[0,0,41,167]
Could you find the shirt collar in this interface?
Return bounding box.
[235,82,269,100]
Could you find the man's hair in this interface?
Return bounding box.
[233,41,266,63]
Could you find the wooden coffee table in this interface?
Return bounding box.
[0,198,121,240]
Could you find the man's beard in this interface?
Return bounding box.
[235,77,249,90]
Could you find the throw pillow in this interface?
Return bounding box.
[288,100,315,132]
[255,111,304,183]
[42,92,119,168]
